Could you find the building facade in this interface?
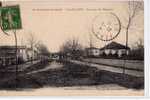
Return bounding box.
[100,41,130,58]
[0,45,39,66]
[85,42,130,58]
[85,47,100,57]
[0,46,28,66]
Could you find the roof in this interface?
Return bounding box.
[100,41,130,50]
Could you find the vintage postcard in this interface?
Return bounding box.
[0,0,145,96]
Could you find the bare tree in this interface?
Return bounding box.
[60,38,83,59]
[36,41,50,56]
[27,33,37,50]
[26,33,39,61]
[122,1,144,74]
[124,1,144,48]
[129,38,144,60]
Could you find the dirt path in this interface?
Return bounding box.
[70,60,144,77]
[27,61,63,74]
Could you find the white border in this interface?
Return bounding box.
[144,0,150,98]
[0,0,149,99]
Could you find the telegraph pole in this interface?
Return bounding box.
[14,29,18,88]
[89,32,93,58]
[123,27,129,74]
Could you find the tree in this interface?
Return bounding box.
[36,42,50,56]
[134,38,144,60]
[60,38,83,59]
[135,38,144,49]
[129,38,144,60]
[26,33,39,61]
[27,33,37,50]
[122,1,144,73]
[124,1,144,49]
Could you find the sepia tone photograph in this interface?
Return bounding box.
[0,0,144,96]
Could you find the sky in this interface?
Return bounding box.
[0,0,144,52]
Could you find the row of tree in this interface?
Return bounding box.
[59,38,84,59]
[59,37,144,60]
[26,33,50,59]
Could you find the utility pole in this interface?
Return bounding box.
[123,26,129,74]
[14,29,18,88]
[7,7,18,88]
[89,32,93,57]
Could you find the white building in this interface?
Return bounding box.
[0,45,40,66]
[26,48,39,61]
[85,47,100,57]
[100,41,130,57]
[0,46,28,66]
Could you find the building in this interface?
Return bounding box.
[85,47,100,57]
[26,48,39,61]
[0,45,40,66]
[100,41,130,57]
[0,46,28,66]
